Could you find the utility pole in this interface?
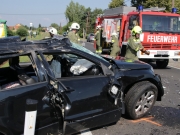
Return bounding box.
[86,11,90,37]
[172,0,174,8]
[59,22,62,31]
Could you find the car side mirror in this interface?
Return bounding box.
[100,62,114,76]
[128,26,133,30]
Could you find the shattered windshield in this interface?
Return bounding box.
[70,42,108,62]
[142,15,180,33]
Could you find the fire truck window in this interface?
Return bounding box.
[170,18,178,31]
[129,15,139,30]
[142,15,180,33]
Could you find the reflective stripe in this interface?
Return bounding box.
[133,39,141,43]
[96,50,102,53]
[125,59,133,62]
[135,47,139,51]
[112,40,115,43]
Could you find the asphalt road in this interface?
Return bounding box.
[79,41,180,135]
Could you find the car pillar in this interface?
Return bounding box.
[23,99,38,135]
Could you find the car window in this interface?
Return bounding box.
[0,59,9,68]
[0,56,31,68]
[0,54,39,90]
[19,56,31,63]
[42,52,104,78]
[71,42,108,62]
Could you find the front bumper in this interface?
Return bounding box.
[155,74,164,101]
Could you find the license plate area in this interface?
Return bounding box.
[157,51,168,55]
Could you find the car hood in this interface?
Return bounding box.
[113,59,151,70]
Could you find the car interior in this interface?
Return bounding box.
[0,55,38,90]
[45,53,103,78]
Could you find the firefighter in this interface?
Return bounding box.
[48,27,58,38]
[125,26,149,61]
[94,25,102,54]
[152,21,161,31]
[110,32,120,59]
[68,22,81,45]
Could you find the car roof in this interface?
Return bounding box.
[0,36,71,55]
[0,36,21,43]
[0,36,109,65]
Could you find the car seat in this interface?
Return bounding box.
[18,74,36,85]
[9,56,26,74]
[50,55,62,78]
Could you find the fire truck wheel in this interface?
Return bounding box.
[125,81,158,120]
[156,59,169,69]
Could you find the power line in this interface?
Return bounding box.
[0,13,64,15]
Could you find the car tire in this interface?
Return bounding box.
[156,59,169,69]
[125,81,158,120]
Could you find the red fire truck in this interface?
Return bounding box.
[95,6,180,68]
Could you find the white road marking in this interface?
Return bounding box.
[168,65,180,70]
[81,130,93,135]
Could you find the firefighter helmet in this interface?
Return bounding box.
[48,27,57,35]
[132,26,142,35]
[111,32,117,36]
[71,23,80,30]
[96,25,101,29]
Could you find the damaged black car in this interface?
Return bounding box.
[0,36,164,135]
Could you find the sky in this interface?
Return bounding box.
[0,0,131,27]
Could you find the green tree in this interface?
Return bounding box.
[108,0,125,8]
[7,29,15,36]
[143,0,180,13]
[50,23,59,30]
[65,0,86,36]
[39,24,42,28]
[89,8,103,33]
[131,0,180,13]
[24,25,29,30]
[16,26,28,37]
[65,1,86,23]
[62,24,70,32]
[65,1,103,37]
[131,0,147,7]
[37,24,42,34]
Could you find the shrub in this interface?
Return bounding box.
[16,26,28,37]
[7,29,15,36]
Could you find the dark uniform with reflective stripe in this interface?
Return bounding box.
[95,30,102,53]
[125,37,143,61]
[68,31,81,45]
[110,35,120,58]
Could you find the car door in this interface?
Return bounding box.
[39,51,123,135]
[0,53,60,135]
[61,75,122,135]
[0,82,60,134]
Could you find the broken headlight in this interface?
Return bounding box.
[110,85,119,95]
